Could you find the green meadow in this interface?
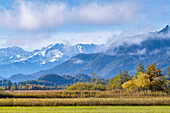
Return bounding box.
[0,106,169,113]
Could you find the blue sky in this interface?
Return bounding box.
[0,0,169,50]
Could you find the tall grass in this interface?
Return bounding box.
[0,98,169,106]
[0,90,169,98]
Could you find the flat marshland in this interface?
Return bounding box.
[0,90,170,106]
[0,98,169,106]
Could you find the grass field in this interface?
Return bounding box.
[0,106,169,113]
[0,98,169,106]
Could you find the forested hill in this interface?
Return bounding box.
[18,73,92,86]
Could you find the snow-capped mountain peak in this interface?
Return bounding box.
[0,43,100,77]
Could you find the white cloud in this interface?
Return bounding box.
[0,0,139,31]
[105,33,148,50]
[103,27,170,54]
[137,48,146,55]
[0,31,115,51]
[72,1,138,25]
[149,49,161,55]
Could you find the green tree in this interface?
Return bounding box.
[145,63,166,91]
[111,71,124,89]
[135,63,145,76]
[14,82,18,90]
[167,67,170,89]
[108,71,132,90]
[123,71,133,82]
[8,82,12,90]
[54,84,58,90]
[95,78,99,84]
[91,72,96,83]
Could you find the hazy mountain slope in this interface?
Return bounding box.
[0,76,5,80]
[76,39,169,78]
[29,53,100,78]
[8,74,35,83]
[73,74,91,82]
[7,53,99,82]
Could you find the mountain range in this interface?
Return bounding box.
[0,25,170,82]
[0,43,101,77]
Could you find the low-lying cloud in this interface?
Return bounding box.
[103,28,170,53]
[0,0,139,31]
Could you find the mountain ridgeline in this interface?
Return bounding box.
[1,25,170,82]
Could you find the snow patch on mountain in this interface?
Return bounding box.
[10,56,13,59]
[40,61,46,64]
[77,45,83,53]
[46,50,63,58]
[16,55,21,58]
[74,59,84,64]
[34,50,46,57]
[50,59,57,62]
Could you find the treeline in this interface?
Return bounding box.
[67,63,170,93]
[0,82,60,91]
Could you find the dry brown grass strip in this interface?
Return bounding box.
[1,90,169,98]
[0,98,169,106]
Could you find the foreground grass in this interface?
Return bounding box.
[0,98,169,106]
[0,106,169,113]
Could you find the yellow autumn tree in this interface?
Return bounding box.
[122,72,149,91]
[133,72,150,90]
[122,79,134,91]
[122,63,167,91]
